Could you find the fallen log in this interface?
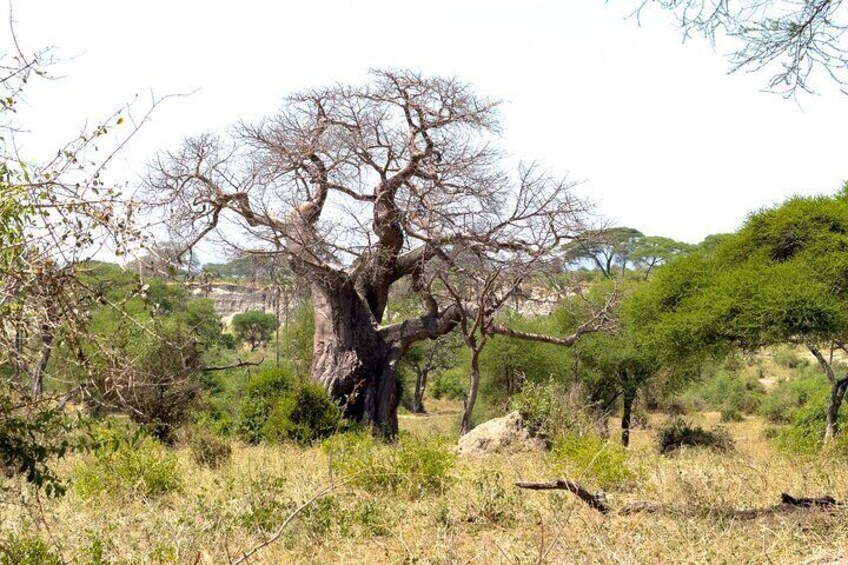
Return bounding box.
[516,479,845,520]
[201,357,264,372]
[515,480,611,514]
[780,493,837,508]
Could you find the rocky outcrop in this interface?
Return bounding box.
[187,281,573,326]
[456,411,545,458]
[187,283,289,326]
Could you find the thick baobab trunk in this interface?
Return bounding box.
[824,378,848,442]
[310,281,401,437]
[621,389,636,447]
[459,350,481,436]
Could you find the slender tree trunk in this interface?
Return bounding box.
[824,378,848,442]
[413,368,429,414]
[621,389,636,447]
[275,287,280,368]
[809,347,848,443]
[643,261,657,281]
[12,323,25,385]
[460,350,481,436]
[30,330,53,395]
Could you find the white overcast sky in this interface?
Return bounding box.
[6,1,848,261]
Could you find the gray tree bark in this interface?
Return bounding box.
[824,378,848,442]
[459,350,481,436]
[621,388,636,448]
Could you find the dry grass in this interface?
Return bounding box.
[2,408,848,564]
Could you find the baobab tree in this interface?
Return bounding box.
[146,70,599,436]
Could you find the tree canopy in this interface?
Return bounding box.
[232,310,279,352]
[562,227,692,279]
[630,187,848,439]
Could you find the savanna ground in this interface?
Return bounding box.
[3,394,848,565]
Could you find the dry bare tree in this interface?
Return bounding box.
[1,23,140,397]
[634,0,848,95]
[146,70,611,436]
[0,17,162,494]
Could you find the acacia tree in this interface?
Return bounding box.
[562,227,644,279]
[576,328,660,446]
[630,188,848,441]
[630,235,693,279]
[232,310,279,351]
[146,70,593,436]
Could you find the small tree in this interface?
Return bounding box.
[629,236,693,280]
[232,310,279,351]
[0,21,155,494]
[401,335,460,413]
[576,330,660,446]
[94,323,203,441]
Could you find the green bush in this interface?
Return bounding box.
[0,389,76,497]
[774,390,848,456]
[762,425,781,440]
[657,417,734,454]
[219,333,238,350]
[0,535,61,565]
[325,432,455,498]
[345,498,391,537]
[479,314,575,409]
[180,298,224,348]
[262,382,341,444]
[298,496,340,538]
[429,368,466,401]
[192,395,236,437]
[511,380,597,441]
[239,475,293,533]
[682,370,764,416]
[465,471,521,525]
[188,429,232,469]
[80,532,111,565]
[773,346,808,369]
[759,369,828,424]
[720,408,744,422]
[549,434,634,490]
[235,368,295,443]
[236,368,339,445]
[73,436,182,499]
